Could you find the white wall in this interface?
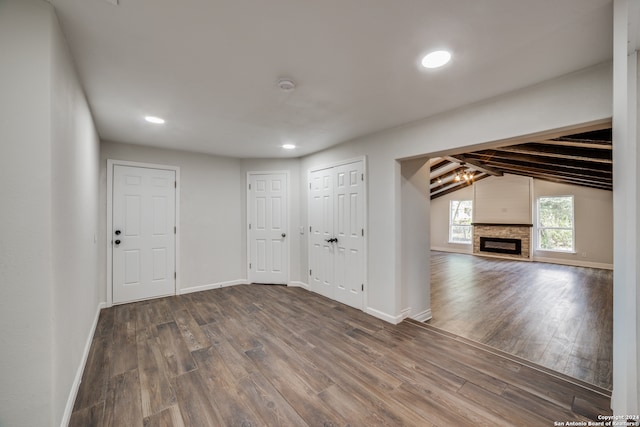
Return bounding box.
[50,8,101,426]
[430,185,474,253]
[100,141,244,295]
[301,62,612,323]
[400,158,431,321]
[474,174,533,224]
[611,0,639,415]
[0,2,54,425]
[0,1,101,425]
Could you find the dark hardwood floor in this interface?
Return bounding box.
[71,284,610,426]
[429,251,613,390]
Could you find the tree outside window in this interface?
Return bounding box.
[537,195,574,252]
[449,200,473,243]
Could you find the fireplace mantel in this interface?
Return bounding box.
[472,223,533,227]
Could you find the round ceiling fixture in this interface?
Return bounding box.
[282,143,296,150]
[421,50,452,69]
[277,78,296,91]
[144,115,165,124]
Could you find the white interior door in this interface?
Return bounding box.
[248,173,288,284]
[112,165,176,304]
[309,160,365,309]
[333,162,364,308]
[309,168,334,298]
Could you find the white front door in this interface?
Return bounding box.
[112,165,176,304]
[248,173,288,284]
[309,161,365,309]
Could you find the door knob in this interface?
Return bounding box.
[114,239,121,245]
[115,230,121,235]
[281,233,286,238]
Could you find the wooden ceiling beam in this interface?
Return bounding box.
[444,155,503,176]
[430,174,489,199]
[493,166,611,189]
[430,159,451,173]
[498,145,612,163]
[538,139,612,150]
[466,150,612,173]
[463,156,612,180]
[430,165,470,185]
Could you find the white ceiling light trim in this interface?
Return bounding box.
[144,116,165,124]
[277,78,296,91]
[282,144,296,150]
[421,50,452,68]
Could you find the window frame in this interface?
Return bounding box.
[448,199,473,244]
[536,195,575,253]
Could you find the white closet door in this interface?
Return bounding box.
[248,173,288,284]
[309,168,334,298]
[333,162,364,309]
[309,160,365,309]
[112,165,176,304]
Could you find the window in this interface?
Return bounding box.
[449,200,473,243]
[537,195,574,252]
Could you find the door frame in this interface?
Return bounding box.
[106,159,181,307]
[246,170,291,284]
[307,156,368,310]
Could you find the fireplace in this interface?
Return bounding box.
[480,237,521,255]
[472,223,532,260]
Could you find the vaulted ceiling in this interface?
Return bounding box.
[429,127,612,199]
[48,0,613,158]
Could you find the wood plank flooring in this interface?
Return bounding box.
[71,284,611,426]
[429,251,613,390]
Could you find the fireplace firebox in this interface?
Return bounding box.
[479,237,522,255]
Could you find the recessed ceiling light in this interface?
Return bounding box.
[144,116,165,124]
[277,78,296,92]
[282,144,296,150]
[421,50,452,69]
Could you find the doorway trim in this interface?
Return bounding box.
[246,170,291,284]
[106,159,181,307]
[307,156,368,310]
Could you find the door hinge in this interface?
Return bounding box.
[309,269,312,276]
[361,228,364,237]
[249,183,251,190]
[174,181,177,188]
[361,173,364,181]
[362,284,364,291]
[174,226,176,234]
[309,226,312,232]
[174,272,177,279]
[249,223,252,230]
[249,263,252,269]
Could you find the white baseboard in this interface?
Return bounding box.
[533,256,613,270]
[365,306,409,324]
[430,246,473,254]
[288,281,309,290]
[179,279,247,295]
[411,308,432,322]
[60,301,106,427]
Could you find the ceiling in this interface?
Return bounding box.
[429,126,613,199]
[48,0,613,158]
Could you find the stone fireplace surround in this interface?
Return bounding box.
[472,223,532,260]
